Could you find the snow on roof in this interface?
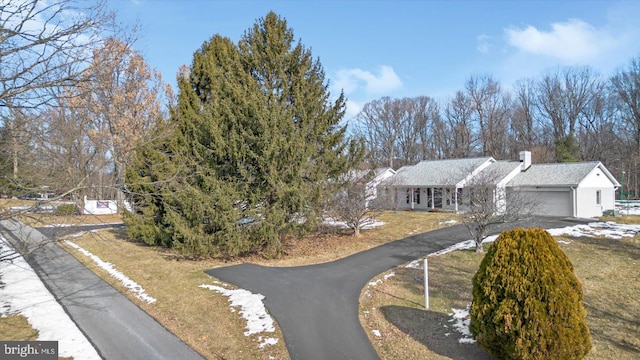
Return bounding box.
[384,157,494,187]
[507,161,615,187]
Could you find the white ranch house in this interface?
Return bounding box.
[380,151,620,218]
[349,167,396,203]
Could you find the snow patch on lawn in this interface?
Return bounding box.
[547,222,640,240]
[199,283,278,349]
[63,240,157,304]
[322,217,385,229]
[368,272,395,286]
[439,220,458,225]
[424,234,501,259]
[449,305,475,344]
[0,237,100,359]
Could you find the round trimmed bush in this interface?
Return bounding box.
[470,228,591,360]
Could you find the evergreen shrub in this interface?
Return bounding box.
[55,203,79,216]
[470,228,591,360]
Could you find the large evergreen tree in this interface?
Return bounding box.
[125,13,355,258]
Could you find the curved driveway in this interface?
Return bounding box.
[208,217,588,360]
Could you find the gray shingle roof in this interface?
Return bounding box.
[507,162,606,186]
[474,161,522,185]
[349,167,394,182]
[385,157,493,187]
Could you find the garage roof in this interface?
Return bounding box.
[507,162,620,187]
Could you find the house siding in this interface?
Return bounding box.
[575,167,617,218]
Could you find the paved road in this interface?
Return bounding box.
[209,217,589,360]
[35,223,125,240]
[0,219,203,360]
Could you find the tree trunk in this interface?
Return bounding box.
[12,136,18,179]
[475,239,484,253]
[115,160,126,213]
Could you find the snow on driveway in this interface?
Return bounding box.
[0,236,101,359]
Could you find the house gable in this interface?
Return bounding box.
[578,164,620,188]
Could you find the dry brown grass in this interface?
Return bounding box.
[250,211,458,267]
[0,315,39,341]
[360,218,640,360]
[0,198,37,210]
[56,210,457,359]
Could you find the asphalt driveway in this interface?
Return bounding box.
[208,216,589,360]
[0,219,203,360]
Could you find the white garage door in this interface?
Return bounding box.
[533,190,573,217]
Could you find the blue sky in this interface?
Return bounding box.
[107,0,640,122]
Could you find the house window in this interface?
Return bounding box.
[415,188,420,204]
[406,189,410,204]
[596,190,601,205]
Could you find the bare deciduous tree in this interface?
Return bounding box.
[444,91,476,158]
[82,37,168,209]
[457,164,538,252]
[0,0,118,263]
[325,169,389,237]
[0,0,114,109]
[466,75,512,158]
[536,67,600,162]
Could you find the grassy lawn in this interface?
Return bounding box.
[360,219,640,360]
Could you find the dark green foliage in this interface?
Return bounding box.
[55,203,79,216]
[555,135,581,162]
[470,228,591,360]
[124,12,357,258]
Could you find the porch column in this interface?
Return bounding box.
[411,187,415,210]
[431,187,435,209]
[455,187,459,213]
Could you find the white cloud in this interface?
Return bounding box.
[334,65,402,95]
[343,99,362,122]
[504,19,618,63]
[477,34,492,54]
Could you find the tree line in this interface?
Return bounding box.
[354,63,640,198]
[0,0,167,206]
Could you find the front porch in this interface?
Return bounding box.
[394,186,462,212]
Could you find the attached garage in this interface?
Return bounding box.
[508,162,619,218]
[516,187,574,217]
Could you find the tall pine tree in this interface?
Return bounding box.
[125,13,356,258]
[237,12,351,254]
